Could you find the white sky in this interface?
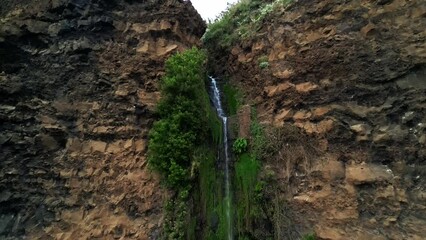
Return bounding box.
[190,0,240,21]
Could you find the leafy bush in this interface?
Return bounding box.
[148,47,209,188]
[149,48,226,239]
[233,137,248,154]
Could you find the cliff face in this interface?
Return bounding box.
[0,0,205,239]
[213,0,426,239]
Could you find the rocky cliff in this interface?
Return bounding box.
[210,0,426,239]
[0,0,205,239]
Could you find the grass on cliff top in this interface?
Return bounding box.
[202,0,293,51]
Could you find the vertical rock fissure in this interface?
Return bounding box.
[209,76,233,240]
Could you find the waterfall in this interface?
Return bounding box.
[209,76,233,240]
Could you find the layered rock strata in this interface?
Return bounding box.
[0,0,205,239]
[216,0,426,238]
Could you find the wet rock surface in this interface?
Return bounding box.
[0,0,205,239]
[213,0,426,239]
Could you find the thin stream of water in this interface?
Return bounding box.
[209,76,233,240]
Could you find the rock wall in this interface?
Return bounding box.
[0,0,205,239]
[214,0,426,239]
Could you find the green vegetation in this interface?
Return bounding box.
[223,83,241,116]
[258,55,269,69]
[303,233,316,240]
[196,148,229,240]
[163,188,191,239]
[233,110,274,239]
[235,153,260,233]
[148,48,225,239]
[259,61,269,69]
[203,0,294,51]
[232,137,248,154]
[148,47,209,188]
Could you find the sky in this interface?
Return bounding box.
[190,0,240,21]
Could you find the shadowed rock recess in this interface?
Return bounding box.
[208,0,426,239]
[0,0,205,239]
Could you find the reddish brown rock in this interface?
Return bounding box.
[273,108,293,126]
[238,105,252,138]
[312,107,330,119]
[207,0,426,237]
[346,164,393,185]
[272,69,294,79]
[292,111,312,121]
[0,0,205,239]
[295,82,319,93]
[264,81,294,97]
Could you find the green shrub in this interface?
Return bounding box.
[148,47,209,188]
[233,138,248,154]
[149,48,228,239]
[303,233,316,240]
[148,47,234,239]
[203,0,294,51]
[258,55,269,69]
[202,0,263,50]
[259,61,269,69]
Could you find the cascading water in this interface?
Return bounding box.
[209,76,233,240]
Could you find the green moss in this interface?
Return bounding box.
[223,83,241,116]
[202,89,223,145]
[235,153,260,235]
[197,147,230,240]
[303,233,316,240]
[197,148,216,221]
[187,216,197,240]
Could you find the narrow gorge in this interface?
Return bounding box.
[1,0,426,239]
